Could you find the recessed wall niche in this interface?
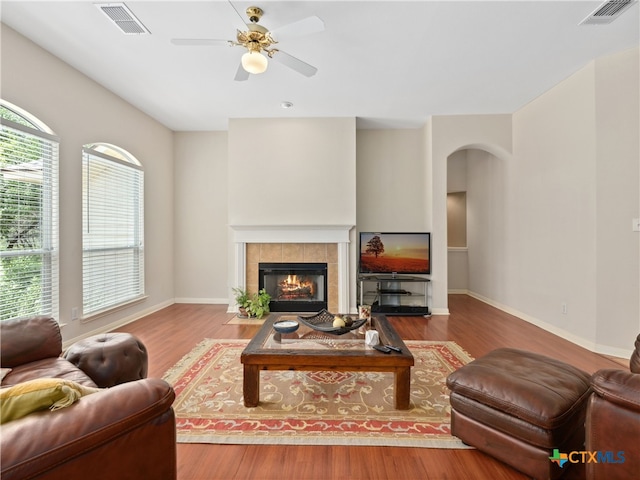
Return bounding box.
[447,192,467,248]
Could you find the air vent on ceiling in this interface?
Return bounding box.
[580,0,637,25]
[96,3,150,35]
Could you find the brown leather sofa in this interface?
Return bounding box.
[1,316,177,480]
[585,334,640,480]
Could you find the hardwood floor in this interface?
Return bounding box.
[115,294,625,480]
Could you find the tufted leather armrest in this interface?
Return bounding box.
[63,333,148,388]
[0,316,62,368]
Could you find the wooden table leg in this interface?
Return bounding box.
[395,367,411,410]
[243,365,259,407]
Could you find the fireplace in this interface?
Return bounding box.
[230,225,353,314]
[259,262,328,312]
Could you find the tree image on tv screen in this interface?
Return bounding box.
[360,233,430,274]
[366,236,385,258]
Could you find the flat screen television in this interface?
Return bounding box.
[359,232,431,275]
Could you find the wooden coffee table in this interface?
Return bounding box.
[241,314,414,409]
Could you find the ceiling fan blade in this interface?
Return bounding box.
[270,16,324,41]
[171,38,231,47]
[271,51,318,77]
[226,0,249,32]
[234,62,250,82]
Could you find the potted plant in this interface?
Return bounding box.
[232,287,250,318]
[246,288,271,319]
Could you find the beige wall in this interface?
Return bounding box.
[356,129,428,232]
[228,117,356,226]
[447,150,469,291]
[593,48,640,351]
[447,150,468,193]
[173,132,228,302]
[1,24,175,342]
[465,148,510,303]
[513,61,599,345]
[473,46,638,356]
[447,193,467,248]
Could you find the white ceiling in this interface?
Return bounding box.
[1,1,638,131]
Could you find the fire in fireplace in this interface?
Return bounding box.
[278,274,316,300]
[259,262,327,312]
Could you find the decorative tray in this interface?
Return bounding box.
[297,309,367,335]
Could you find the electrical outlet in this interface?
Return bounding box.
[633,218,640,232]
[71,307,79,321]
[561,303,568,315]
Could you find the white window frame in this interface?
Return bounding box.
[82,143,144,318]
[0,101,59,321]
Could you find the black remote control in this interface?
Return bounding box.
[386,345,402,353]
[373,345,391,354]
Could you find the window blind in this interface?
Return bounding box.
[0,118,59,321]
[82,147,144,316]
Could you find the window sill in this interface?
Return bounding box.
[80,295,148,324]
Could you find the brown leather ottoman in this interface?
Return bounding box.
[446,348,591,480]
[64,333,148,388]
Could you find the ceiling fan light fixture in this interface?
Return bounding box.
[241,51,268,74]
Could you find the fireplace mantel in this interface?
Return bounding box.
[230,225,354,314]
[230,225,353,244]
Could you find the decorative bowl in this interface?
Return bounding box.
[273,320,300,334]
[297,309,367,335]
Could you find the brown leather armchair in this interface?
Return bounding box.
[585,334,640,480]
[1,316,177,480]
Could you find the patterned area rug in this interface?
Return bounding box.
[163,339,473,448]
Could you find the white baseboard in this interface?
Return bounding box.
[448,289,469,295]
[466,291,633,359]
[62,299,174,349]
[174,297,228,304]
[593,343,634,360]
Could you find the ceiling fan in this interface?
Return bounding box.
[171,2,324,81]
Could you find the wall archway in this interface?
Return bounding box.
[426,114,512,314]
[450,142,511,161]
[446,144,511,302]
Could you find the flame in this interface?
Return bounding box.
[278,275,316,297]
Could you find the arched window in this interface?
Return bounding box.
[82,142,144,317]
[0,100,59,321]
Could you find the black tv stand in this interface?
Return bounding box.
[378,288,410,295]
[358,275,430,316]
[371,272,404,280]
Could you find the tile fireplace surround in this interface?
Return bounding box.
[250,244,336,312]
[230,226,353,314]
